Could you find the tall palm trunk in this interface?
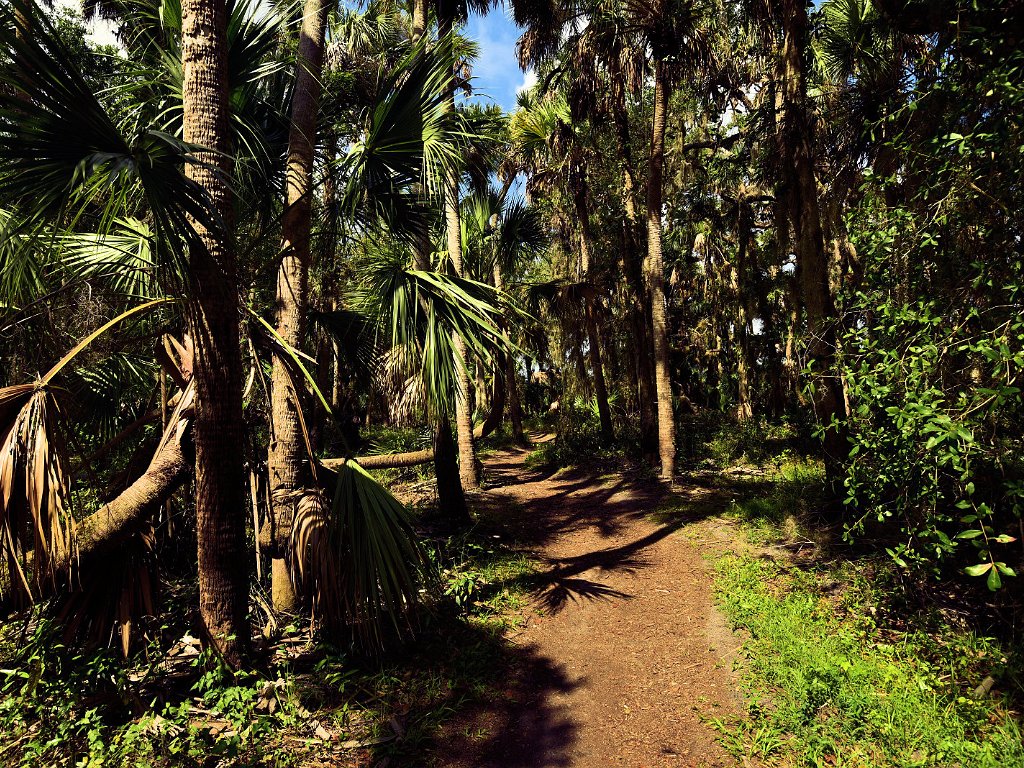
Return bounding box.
[477,261,508,439]
[732,196,754,421]
[778,1,848,480]
[409,9,471,526]
[412,0,428,42]
[506,352,526,444]
[267,0,330,612]
[572,186,613,439]
[438,15,479,490]
[181,0,249,666]
[612,96,657,457]
[646,63,676,482]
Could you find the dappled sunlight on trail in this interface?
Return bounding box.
[432,438,743,768]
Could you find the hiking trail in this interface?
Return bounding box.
[433,436,744,768]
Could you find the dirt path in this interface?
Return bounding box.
[434,437,743,768]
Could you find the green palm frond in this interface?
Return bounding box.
[64,353,158,443]
[496,197,548,271]
[366,260,509,414]
[311,308,379,384]
[0,209,51,310]
[290,463,428,651]
[61,218,165,300]
[0,0,220,279]
[337,40,470,237]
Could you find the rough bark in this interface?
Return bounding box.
[646,65,677,482]
[411,0,428,43]
[612,96,657,457]
[438,16,479,490]
[266,0,330,612]
[778,1,848,480]
[433,412,471,527]
[411,191,470,529]
[181,0,250,666]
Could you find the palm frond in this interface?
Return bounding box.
[290,463,428,651]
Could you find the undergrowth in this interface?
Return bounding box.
[708,462,1024,767]
[0,508,538,767]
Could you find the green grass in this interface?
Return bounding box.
[707,463,1024,768]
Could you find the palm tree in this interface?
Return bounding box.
[632,0,719,481]
[179,0,250,666]
[508,92,614,438]
[519,0,658,453]
[267,0,332,612]
[461,189,547,441]
[769,0,849,479]
[432,0,499,491]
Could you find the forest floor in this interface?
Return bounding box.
[430,435,745,768]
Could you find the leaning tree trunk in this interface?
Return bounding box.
[612,95,657,458]
[267,0,330,613]
[779,0,848,481]
[646,63,677,482]
[181,0,250,666]
[438,15,479,490]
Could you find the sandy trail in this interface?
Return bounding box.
[434,438,742,768]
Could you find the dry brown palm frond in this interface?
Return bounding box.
[374,343,428,424]
[389,375,426,426]
[0,384,77,608]
[53,525,159,657]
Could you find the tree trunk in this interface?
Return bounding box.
[410,172,470,527]
[477,261,509,440]
[646,64,676,482]
[181,0,250,667]
[412,0,428,43]
[267,0,330,613]
[438,16,479,490]
[506,352,527,444]
[321,449,435,470]
[612,96,657,457]
[572,183,613,440]
[778,1,848,480]
[433,413,471,528]
[732,197,754,421]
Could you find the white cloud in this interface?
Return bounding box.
[516,69,538,95]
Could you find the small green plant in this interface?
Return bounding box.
[711,552,1024,767]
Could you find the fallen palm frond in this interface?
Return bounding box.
[290,461,430,652]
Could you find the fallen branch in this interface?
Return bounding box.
[320,449,434,470]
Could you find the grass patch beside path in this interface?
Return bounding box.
[705,464,1024,768]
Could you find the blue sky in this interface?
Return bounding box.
[465,8,535,113]
[67,0,533,113]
